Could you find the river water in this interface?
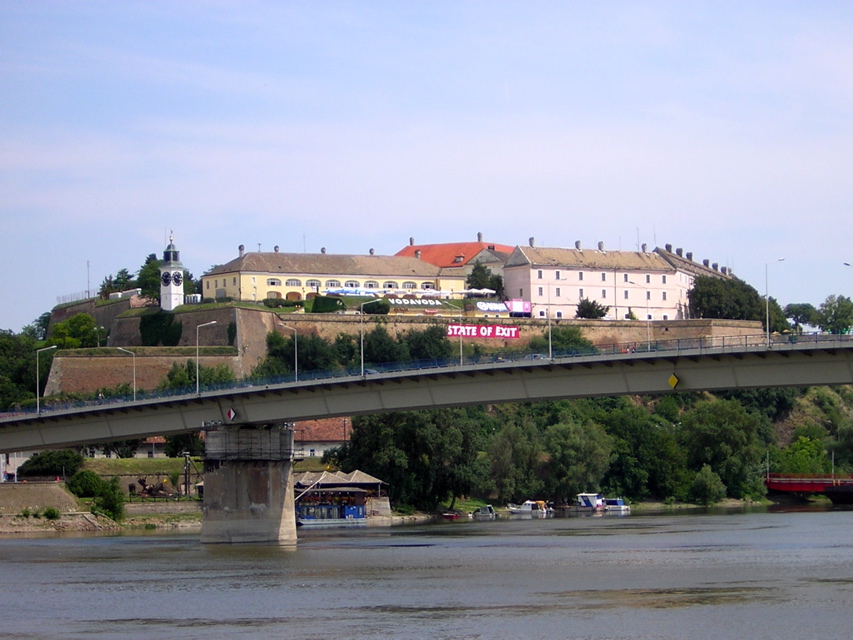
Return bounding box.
[2,506,853,639]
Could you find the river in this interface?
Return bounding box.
[2,505,852,639]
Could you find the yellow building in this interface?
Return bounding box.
[201,246,468,302]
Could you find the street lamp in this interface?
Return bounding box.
[36,345,57,414]
[95,325,105,347]
[766,258,785,347]
[278,323,298,381]
[116,347,136,401]
[196,321,217,395]
[457,311,464,365]
[359,299,382,377]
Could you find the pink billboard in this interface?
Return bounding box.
[447,324,520,339]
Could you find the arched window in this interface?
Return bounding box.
[267,278,281,286]
[325,279,341,288]
[345,280,360,288]
[285,278,301,287]
[306,279,321,290]
[402,281,417,289]
[421,282,435,290]
[383,281,398,289]
[364,280,379,289]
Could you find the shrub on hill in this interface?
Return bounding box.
[17,449,84,478]
[67,470,105,498]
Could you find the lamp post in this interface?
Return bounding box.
[36,345,57,414]
[196,321,217,395]
[116,347,136,401]
[359,299,382,377]
[95,325,105,347]
[278,323,298,381]
[457,312,464,365]
[766,258,785,347]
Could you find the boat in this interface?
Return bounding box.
[471,505,497,520]
[575,493,605,512]
[506,500,552,518]
[604,497,631,514]
[442,511,461,521]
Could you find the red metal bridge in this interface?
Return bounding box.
[765,474,853,503]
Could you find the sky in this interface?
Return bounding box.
[2,1,853,332]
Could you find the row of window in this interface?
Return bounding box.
[207,277,435,290]
[535,309,669,320]
[535,287,669,301]
[536,270,667,285]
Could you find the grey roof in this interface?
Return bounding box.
[655,247,732,279]
[505,246,673,271]
[205,252,442,278]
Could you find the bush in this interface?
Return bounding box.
[689,464,727,506]
[17,449,84,478]
[67,470,105,498]
[92,476,125,522]
[43,507,60,520]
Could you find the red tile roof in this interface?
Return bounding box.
[395,242,514,268]
[294,417,351,443]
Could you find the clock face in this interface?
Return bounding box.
[161,271,172,286]
[172,271,183,286]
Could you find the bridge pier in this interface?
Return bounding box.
[200,424,297,544]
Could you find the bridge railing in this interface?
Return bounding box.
[5,332,852,420]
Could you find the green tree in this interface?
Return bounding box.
[784,302,819,333]
[364,324,408,366]
[137,253,162,301]
[17,449,84,478]
[165,432,204,457]
[48,313,98,349]
[541,419,613,504]
[100,440,144,459]
[67,470,105,497]
[772,436,830,475]
[21,312,51,341]
[487,421,544,504]
[689,464,727,506]
[688,276,788,331]
[404,325,453,361]
[529,325,593,355]
[816,295,853,334]
[466,262,504,298]
[157,360,235,392]
[92,476,125,521]
[679,399,769,499]
[575,298,609,319]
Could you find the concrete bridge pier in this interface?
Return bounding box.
[200,424,298,544]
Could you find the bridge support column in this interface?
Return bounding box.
[200,424,297,544]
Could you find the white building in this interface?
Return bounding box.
[503,240,731,321]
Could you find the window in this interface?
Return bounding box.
[646,291,651,300]
[267,278,282,286]
[645,274,651,284]
[537,270,543,279]
[345,280,359,288]
[233,277,237,286]
[556,311,563,318]
[579,288,584,298]
[601,273,607,282]
[285,279,301,287]
[579,272,584,281]
[601,289,607,298]
[662,291,667,301]
[206,280,209,289]
[623,290,629,299]
[306,279,321,289]
[555,287,561,297]
[555,270,561,280]
[325,279,341,288]
[623,273,629,282]
[663,315,669,320]
[421,282,435,290]
[538,286,544,296]
[364,280,379,289]
[402,281,417,289]
[538,310,545,317]
[214,279,218,288]
[383,281,398,289]
[662,275,667,284]
[309,449,315,457]
[519,288,523,297]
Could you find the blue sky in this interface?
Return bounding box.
[2,2,853,332]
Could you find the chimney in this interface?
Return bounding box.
[274,245,280,253]
[712,262,719,271]
[477,231,483,242]
[721,266,728,275]
[369,248,375,256]
[686,252,693,261]
[415,250,421,259]
[703,259,710,267]
[238,244,245,258]
[641,243,647,253]
[676,248,683,257]
[409,237,415,246]
[529,237,535,247]
[575,240,582,250]
[597,241,604,251]
[321,247,326,254]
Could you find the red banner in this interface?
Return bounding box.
[447,324,519,339]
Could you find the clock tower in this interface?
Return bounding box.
[159,234,186,311]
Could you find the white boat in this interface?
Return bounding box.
[575,493,605,511]
[471,505,497,520]
[506,500,552,518]
[604,497,631,514]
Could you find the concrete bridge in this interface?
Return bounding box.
[3,334,852,543]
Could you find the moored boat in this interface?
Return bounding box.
[506,500,552,518]
[604,497,631,513]
[575,493,605,512]
[471,505,497,520]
